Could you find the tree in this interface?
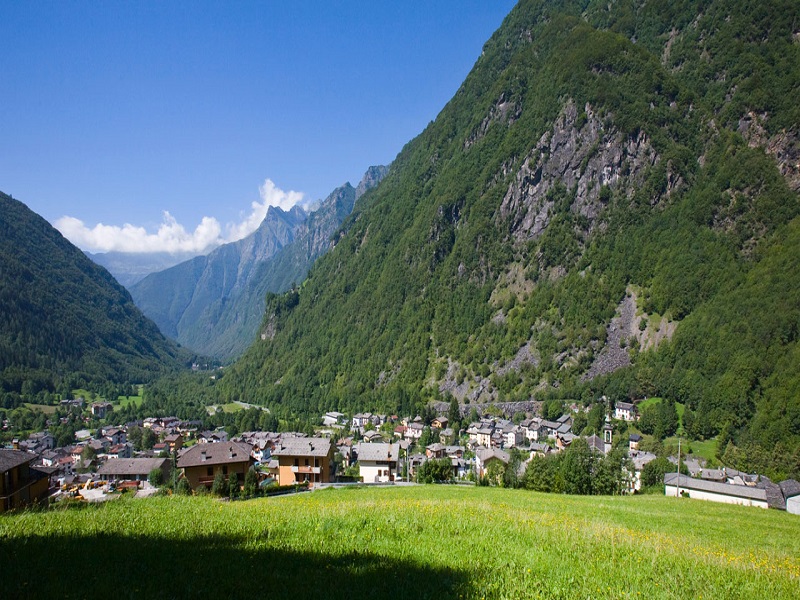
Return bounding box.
[141,427,156,450]
[176,477,193,495]
[80,444,96,464]
[148,468,164,487]
[127,425,143,449]
[448,395,460,430]
[417,458,453,483]
[572,411,588,435]
[586,403,605,434]
[561,439,593,495]
[485,460,506,487]
[243,467,259,498]
[228,473,239,499]
[211,472,226,496]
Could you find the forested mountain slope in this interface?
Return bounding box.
[221,0,799,458]
[130,167,386,360]
[0,192,187,400]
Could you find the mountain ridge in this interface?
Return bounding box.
[130,166,387,359]
[0,191,188,398]
[218,0,800,465]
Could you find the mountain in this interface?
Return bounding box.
[130,204,306,343]
[130,166,386,360]
[0,191,188,398]
[87,250,202,287]
[221,0,800,465]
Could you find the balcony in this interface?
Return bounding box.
[291,466,321,474]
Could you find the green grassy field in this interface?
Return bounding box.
[22,403,57,415]
[2,486,798,599]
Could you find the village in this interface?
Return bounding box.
[2,397,799,515]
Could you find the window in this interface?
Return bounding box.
[223,466,228,475]
[304,458,309,466]
[207,467,213,477]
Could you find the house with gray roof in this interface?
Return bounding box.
[780,479,800,515]
[664,473,769,509]
[272,437,334,486]
[97,457,171,483]
[474,447,509,478]
[355,442,400,483]
[177,441,254,490]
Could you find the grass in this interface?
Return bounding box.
[1,486,798,599]
[22,403,56,415]
[682,437,719,463]
[115,392,144,409]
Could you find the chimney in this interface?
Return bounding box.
[201,450,207,462]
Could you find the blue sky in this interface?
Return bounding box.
[1,1,517,253]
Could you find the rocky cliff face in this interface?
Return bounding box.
[500,101,660,242]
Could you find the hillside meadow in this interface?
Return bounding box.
[2,486,798,599]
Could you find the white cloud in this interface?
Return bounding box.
[55,179,305,254]
[225,179,305,242]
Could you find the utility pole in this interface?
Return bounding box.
[676,437,681,498]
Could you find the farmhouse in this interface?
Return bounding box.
[474,447,509,478]
[97,457,171,483]
[664,473,769,509]
[177,442,254,490]
[355,442,400,483]
[614,401,638,421]
[1,449,50,512]
[272,437,334,486]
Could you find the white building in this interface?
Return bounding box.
[664,473,769,509]
[355,442,401,483]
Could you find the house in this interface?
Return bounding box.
[555,432,576,451]
[529,443,550,457]
[27,432,55,451]
[40,449,64,467]
[1,449,50,512]
[355,443,400,483]
[405,422,424,440]
[105,443,133,459]
[197,429,228,444]
[363,430,384,443]
[394,425,407,438]
[586,434,606,455]
[103,428,127,446]
[628,451,657,492]
[439,428,455,444]
[520,418,542,442]
[322,412,346,427]
[503,425,523,448]
[779,479,800,516]
[664,473,769,509]
[629,434,642,451]
[540,420,561,439]
[614,401,638,422]
[271,437,335,486]
[97,457,171,483]
[476,424,494,448]
[474,447,510,478]
[177,442,254,490]
[351,413,373,432]
[91,402,113,419]
[700,469,727,483]
[431,417,448,430]
[425,443,446,459]
[164,433,183,452]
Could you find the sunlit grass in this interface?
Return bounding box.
[2,486,798,599]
